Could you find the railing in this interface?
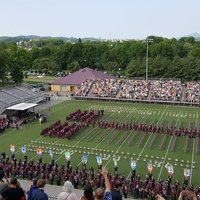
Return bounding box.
[74,96,200,106]
[48,196,58,200]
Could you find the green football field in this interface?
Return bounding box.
[1,100,200,186]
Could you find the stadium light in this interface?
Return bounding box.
[145,38,153,81]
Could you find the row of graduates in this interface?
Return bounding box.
[40,120,82,139]
[96,120,200,138]
[66,109,103,123]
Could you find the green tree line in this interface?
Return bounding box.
[1,36,200,84]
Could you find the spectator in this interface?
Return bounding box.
[58,180,78,200]
[0,170,9,194]
[32,179,48,200]
[111,180,122,200]
[0,177,26,200]
[27,178,38,200]
[94,167,112,200]
[80,183,94,200]
[178,189,197,200]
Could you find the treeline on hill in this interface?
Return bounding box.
[0,36,200,85]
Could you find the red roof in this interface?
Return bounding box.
[52,68,115,85]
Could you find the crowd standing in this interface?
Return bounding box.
[0,153,199,200]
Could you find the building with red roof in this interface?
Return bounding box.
[51,67,115,93]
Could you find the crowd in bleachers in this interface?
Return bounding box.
[76,79,200,104]
[150,80,182,101]
[90,79,121,98]
[76,79,94,96]
[117,80,150,99]
[0,152,199,200]
[0,118,9,133]
[184,82,200,103]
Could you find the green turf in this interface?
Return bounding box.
[1,100,200,186]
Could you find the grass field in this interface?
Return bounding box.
[1,100,200,186]
[23,75,58,84]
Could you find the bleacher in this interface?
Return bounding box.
[0,84,46,114]
[75,79,200,106]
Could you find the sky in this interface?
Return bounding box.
[0,0,199,39]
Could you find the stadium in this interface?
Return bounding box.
[0,70,200,199]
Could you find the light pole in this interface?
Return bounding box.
[145,38,153,81]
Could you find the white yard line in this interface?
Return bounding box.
[157,110,181,181]
[104,114,147,167]
[76,111,136,166]
[190,138,195,184]
[79,113,116,141]
[77,110,147,167]
[94,112,132,149]
[189,115,198,184]
[126,105,169,181]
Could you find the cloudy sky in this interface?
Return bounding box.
[0,0,199,39]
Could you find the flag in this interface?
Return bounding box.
[147,160,153,174]
[36,147,43,156]
[113,157,118,167]
[81,154,88,164]
[20,145,27,154]
[49,148,54,159]
[96,156,102,165]
[167,165,174,176]
[184,169,190,177]
[10,144,15,154]
[131,160,136,170]
[64,151,71,161]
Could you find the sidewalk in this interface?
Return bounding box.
[19,179,135,200]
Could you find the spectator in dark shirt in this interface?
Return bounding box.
[27,178,38,200]
[0,177,25,200]
[0,170,9,194]
[111,181,122,200]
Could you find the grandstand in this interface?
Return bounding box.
[75,79,200,106]
[0,84,46,114]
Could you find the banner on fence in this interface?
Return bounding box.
[96,156,102,165]
[81,154,88,164]
[36,147,43,156]
[65,151,71,161]
[147,160,153,174]
[184,168,190,178]
[49,148,54,159]
[20,145,27,154]
[131,160,137,170]
[167,165,174,176]
[10,144,15,154]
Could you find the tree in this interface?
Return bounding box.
[32,57,59,71]
[0,47,9,85]
[126,59,145,77]
[68,61,80,72]
[10,64,23,83]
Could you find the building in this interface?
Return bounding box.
[51,67,115,93]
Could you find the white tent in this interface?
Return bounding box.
[6,103,38,111]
